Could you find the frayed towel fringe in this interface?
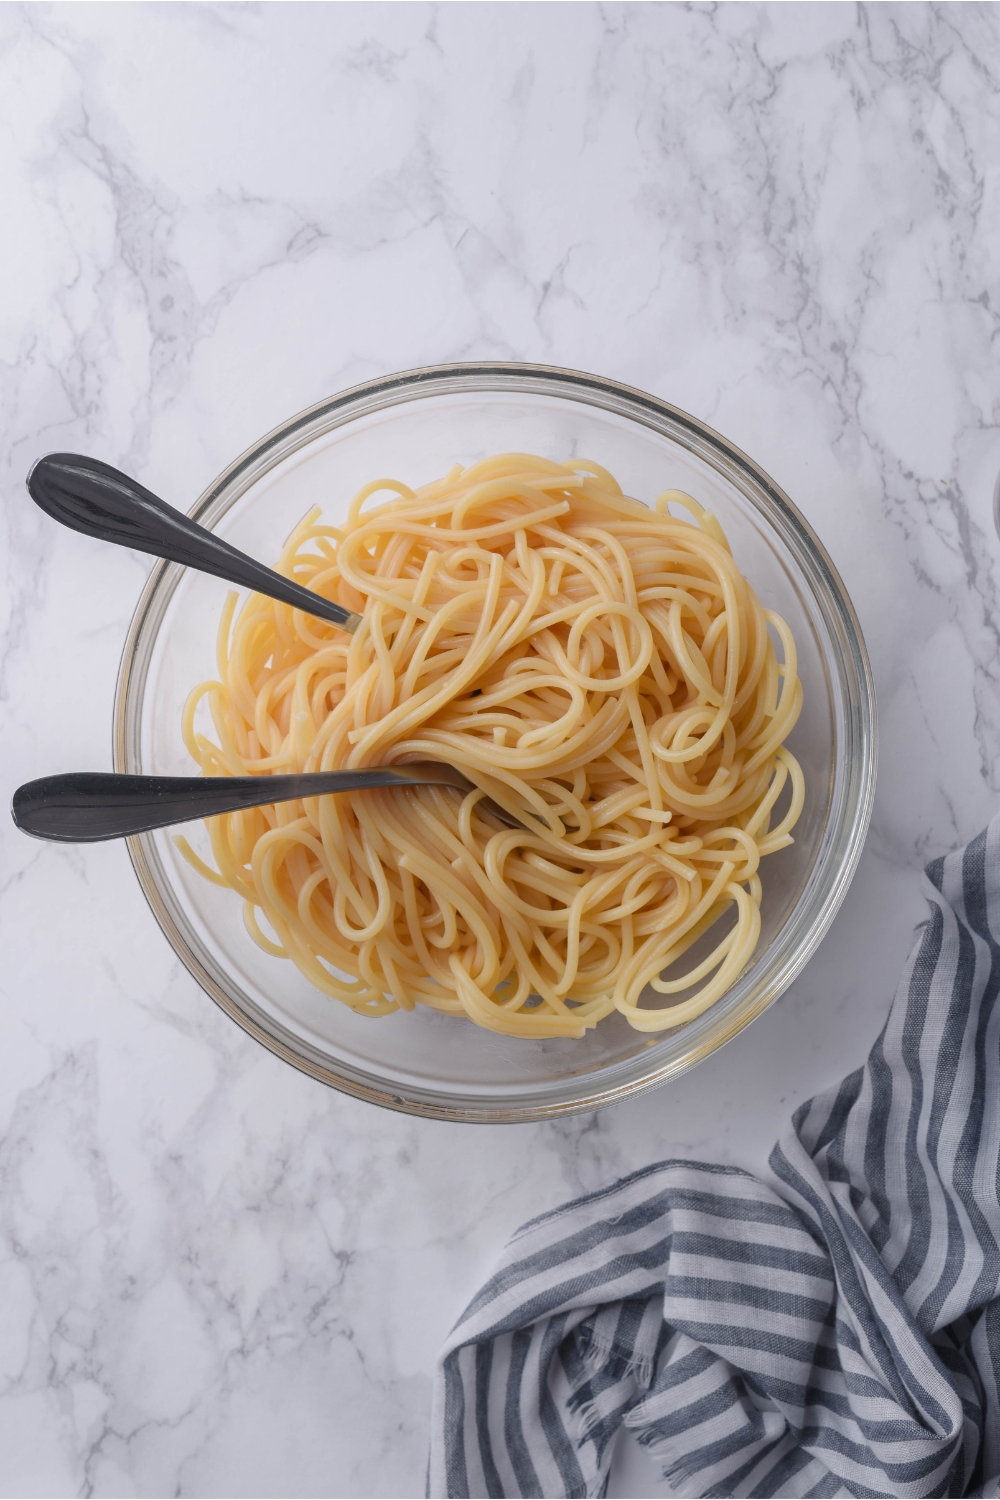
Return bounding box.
[576,1331,655,1389]
[636,1427,697,1493]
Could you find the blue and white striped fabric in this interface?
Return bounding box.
[429,817,1000,1498]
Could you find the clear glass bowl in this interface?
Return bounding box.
[114,364,876,1122]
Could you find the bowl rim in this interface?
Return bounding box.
[114,360,877,1122]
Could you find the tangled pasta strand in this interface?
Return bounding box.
[179,454,804,1038]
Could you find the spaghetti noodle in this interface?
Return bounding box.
[179,454,803,1038]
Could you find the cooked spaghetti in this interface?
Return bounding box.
[178,454,803,1038]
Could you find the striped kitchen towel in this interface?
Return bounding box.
[429,817,1000,1498]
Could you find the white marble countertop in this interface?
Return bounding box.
[2,3,999,1495]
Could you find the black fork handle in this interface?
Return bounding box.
[27,453,360,631]
[10,769,462,842]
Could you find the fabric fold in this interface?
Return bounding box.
[429,816,1000,1498]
